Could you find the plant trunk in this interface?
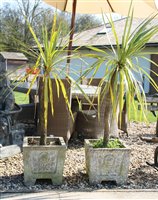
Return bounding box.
[109,111,119,138]
[118,100,128,134]
[103,73,119,145]
[103,90,111,145]
[38,78,47,145]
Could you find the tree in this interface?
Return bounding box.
[0,5,24,51]
[0,0,47,51]
[17,0,42,44]
[0,1,72,52]
[0,1,103,52]
[75,14,101,33]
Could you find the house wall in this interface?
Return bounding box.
[0,56,28,80]
[64,46,157,94]
[4,60,27,80]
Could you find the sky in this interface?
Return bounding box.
[1,0,49,8]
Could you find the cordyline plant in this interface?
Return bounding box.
[83,6,158,146]
[14,15,84,145]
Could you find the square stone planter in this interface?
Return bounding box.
[85,139,131,185]
[23,136,66,186]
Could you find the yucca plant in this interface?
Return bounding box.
[15,15,79,145]
[83,6,158,146]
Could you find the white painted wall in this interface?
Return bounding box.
[132,55,151,93]
[59,46,157,94]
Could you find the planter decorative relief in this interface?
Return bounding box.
[23,136,66,186]
[85,139,131,185]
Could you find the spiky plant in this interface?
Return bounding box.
[15,15,79,145]
[83,6,158,145]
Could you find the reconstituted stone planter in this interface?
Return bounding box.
[85,139,131,185]
[23,136,66,186]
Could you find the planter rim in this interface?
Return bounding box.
[23,136,67,148]
[84,139,130,150]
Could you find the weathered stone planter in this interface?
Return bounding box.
[85,139,131,185]
[23,136,66,186]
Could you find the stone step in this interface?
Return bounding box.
[0,145,22,159]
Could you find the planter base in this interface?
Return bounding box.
[89,176,127,185]
[24,174,63,186]
[23,136,66,186]
[85,139,131,185]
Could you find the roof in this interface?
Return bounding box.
[72,18,158,48]
[0,52,28,61]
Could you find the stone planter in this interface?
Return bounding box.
[85,139,131,185]
[23,136,66,186]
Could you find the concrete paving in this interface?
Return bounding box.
[1,189,158,200]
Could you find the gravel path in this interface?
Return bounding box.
[0,122,158,192]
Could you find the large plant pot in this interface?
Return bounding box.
[85,139,131,185]
[23,136,66,186]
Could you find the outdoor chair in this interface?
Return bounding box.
[37,78,77,144]
[76,78,106,139]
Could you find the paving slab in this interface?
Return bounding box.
[1,189,158,200]
[0,145,21,159]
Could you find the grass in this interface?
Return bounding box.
[14,92,29,105]
[130,110,157,122]
[129,101,157,123]
[92,138,125,148]
[14,92,157,122]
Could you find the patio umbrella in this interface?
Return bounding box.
[44,0,158,73]
[44,0,158,15]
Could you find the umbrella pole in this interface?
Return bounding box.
[66,0,77,75]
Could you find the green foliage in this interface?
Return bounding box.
[0,0,68,51]
[75,14,101,32]
[92,138,125,148]
[82,3,158,144]
[84,13,158,121]
[18,14,73,145]
[14,13,91,145]
[129,101,157,122]
[0,1,102,52]
[0,6,24,51]
[14,92,29,105]
[14,91,157,122]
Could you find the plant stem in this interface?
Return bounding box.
[103,89,111,146]
[40,132,47,145]
[103,72,117,145]
[38,77,47,145]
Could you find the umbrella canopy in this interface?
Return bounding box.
[44,0,158,17]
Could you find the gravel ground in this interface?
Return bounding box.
[0,122,158,192]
